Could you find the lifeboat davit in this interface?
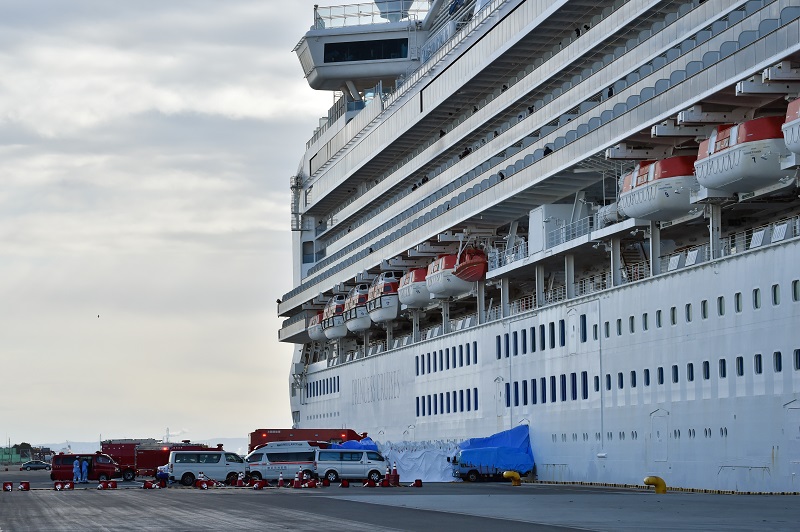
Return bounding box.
[426,254,474,298]
[366,271,403,323]
[694,115,792,193]
[308,311,326,341]
[322,294,348,339]
[453,248,488,282]
[782,98,800,156]
[344,283,372,332]
[398,268,430,308]
[617,155,698,221]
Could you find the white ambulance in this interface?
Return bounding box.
[244,441,317,481]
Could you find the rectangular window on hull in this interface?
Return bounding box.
[560,374,567,401]
[513,332,518,356]
[505,383,511,408]
[496,335,501,360]
[459,390,464,412]
[559,320,566,347]
[687,363,694,382]
[541,377,547,404]
[719,359,727,379]
[522,380,528,405]
[571,372,577,400]
[630,370,637,388]
[514,382,519,407]
[466,390,471,411]
[550,375,557,403]
[549,322,556,349]
[736,356,744,376]
[580,314,587,343]
[593,375,599,393]
[531,379,538,404]
[504,333,510,358]
[581,371,588,399]
[530,327,536,352]
[754,353,762,374]
[672,364,678,383]
[775,351,783,373]
[473,341,478,364]
[446,393,450,413]
[718,296,725,316]
[473,388,479,411]
[644,369,650,386]
[540,325,546,351]
[521,330,527,354]
[657,367,664,385]
[416,397,420,417]
[323,38,409,63]
[703,361,710,380]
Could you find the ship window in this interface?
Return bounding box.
[772,284,780,306]
[466,389,471,411]
[453,348,457,368]
[774,351,782,372]
[605,374,611,390]
[445,348,450,370]
[644,369,650,386]
[463,345,468,366]
[629,316,635,333]
[670,306,677,325]
[426,352,430,374]
[433,351,437,372]
[656,310,662,328]
[446,393,450,413]
[421,397,425,416]
[642,313,648,331]
[530,327,537,352]
[473,342,478,364]
[701,300,708,319]
[672,364,678,383]
[571,373,577,400]
[323,38,409,63]
[734,292,742,312]
[513,331,519,356]
[685,304,692,322]
[541,377,547,403]
[657,367,664,385]
[416,397,420,417]
[504,333,510,358]
[521,329,528,353]
[630,371,637,388]
[452,390,457,412]
[522,380,528,405]
[604,321,610,338]
[549,322,556,349]
[428,395,432,415]
[593,324,598,340]
[703,361,710,380]
[514,382,520,406]
[460,390,464,412]
[616,319,622,336]
[551,376,557,403]
[793,280,799,301]
[687,363,694,382]
[580,314,587,343]
[617,372,623,389]
[496,335,501,360]
[717,296,725,316]
[736,356,744,376]
[539,324,546,351]
[753,288,761,309]
[440,350,444,371]
[719,358,727,378]
[559,320,566,347]
[531,379,538,404]
[459,347,464,367]
[505,383,511,407]
[473,388,478,411]
[439,393,444,414]
[434,394,438,415]
[754,353,762,375]
[415,356,419,376]
[594,375,599,392]
[560,375,567,401]
[582,372,588,399]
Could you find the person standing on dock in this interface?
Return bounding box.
[81,458,89,483]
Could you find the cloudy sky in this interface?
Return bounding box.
[0,1,331,445]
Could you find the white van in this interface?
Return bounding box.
[313,449,389,483]
[168,450,245,486]
[244,441,316,481]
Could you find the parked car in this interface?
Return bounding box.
[21,460,51,471]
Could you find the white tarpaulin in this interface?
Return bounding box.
[378,440,461,483]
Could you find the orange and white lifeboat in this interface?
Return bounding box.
[322,294,348,339]
[344,283,372,332]
[782,98,800,156]
[694,116,792,193]
[366,271,403,323]
[453,248,488,282]
[617,155,698,221]
[398,268,430,308]
[426,254,474,298]
[308,311,326,342]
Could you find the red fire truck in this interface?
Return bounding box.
[248,428,365,452]
[101,439,210,481]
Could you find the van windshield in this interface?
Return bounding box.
[246,453,263,463]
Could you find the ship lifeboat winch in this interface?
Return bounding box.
[694,115,792,194]
[398,268,430,308]
[344,283,372,332]
[617,155,698,221]
[426,254,475,298]
[366,271,403,323]
[307,311,326,342]
[322,294,348,339]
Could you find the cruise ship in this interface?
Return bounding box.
[278,0,800,492]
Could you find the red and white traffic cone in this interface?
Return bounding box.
[381,466,390,487]
[292,470,301,489]
[391,462,399,486]
[278,472,284,488]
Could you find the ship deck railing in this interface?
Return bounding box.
[312,2,429,30]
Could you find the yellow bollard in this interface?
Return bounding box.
[503,471,521,486]
[643,476,667,494]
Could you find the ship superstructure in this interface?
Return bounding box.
[278,0,800,492]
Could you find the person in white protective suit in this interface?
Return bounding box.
[81,458,89,483]
[73,457,81,482]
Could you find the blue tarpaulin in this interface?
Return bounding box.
[457,426,534,473]
[329,437,379,451]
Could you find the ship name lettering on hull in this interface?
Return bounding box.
[352,371,401,405]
